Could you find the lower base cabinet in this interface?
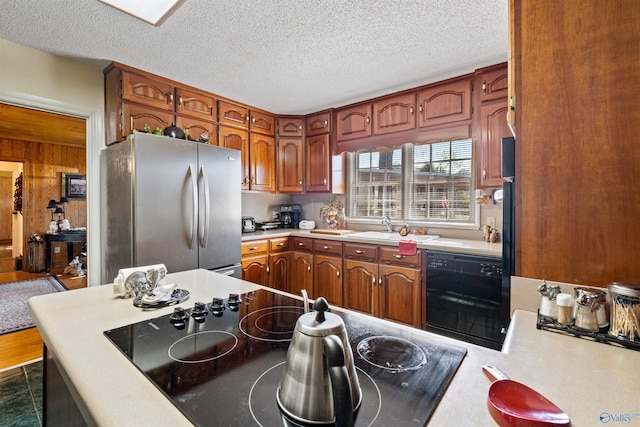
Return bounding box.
[313,254,343,306]
[269,252,290,292]
[241,255,269,287]
[378,264,422,327]
[290,251,314,297]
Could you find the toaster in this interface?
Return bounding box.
[242,216,256,233]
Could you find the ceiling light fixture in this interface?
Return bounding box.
[98,0,186,26]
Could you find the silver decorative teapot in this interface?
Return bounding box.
[277,296,361,427]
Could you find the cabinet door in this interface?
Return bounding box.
[219,101,249,129]
[121,71,174,111]
[378,264,422,328]
[277,117,304,137]
[343,259,377,316]
[269,252,290,292]
[249,134,276,192]
[277,137,304,193]
[250,110,276,136]
[418,79,472,128]
[176,116,217,145]
[241,255,269,287]
[219,126,250,189]
[373,92,417,135]
[175,88,217,121]
[313,254,342,306]
[336,104,372,141]
[122,103,174,139]
[290,251,314,297]
[306,111,331,136]
[305,134,331,193]
[479,67,508,103]
[479,100,510,188]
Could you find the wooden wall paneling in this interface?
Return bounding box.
[0,136,86,271]
[0,104,85,148]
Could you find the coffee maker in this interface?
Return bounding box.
[280,204,301,229]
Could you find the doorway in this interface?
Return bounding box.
[0,161,23,273]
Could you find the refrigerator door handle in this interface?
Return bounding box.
[189,164,198,250]
[200,165,211,248]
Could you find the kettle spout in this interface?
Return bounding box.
[324,335,355,427]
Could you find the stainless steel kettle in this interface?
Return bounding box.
[277,296,361,427]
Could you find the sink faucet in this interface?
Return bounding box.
[382,215,393,232]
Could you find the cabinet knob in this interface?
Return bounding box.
[419,105,423,113]
[482,168,487,178]
[299,125,302,130]
[179,96,183,106]
[323,245,331,250]
[324,120,328,127]
[299,179,303,186]
[250,246,259,251]
[336,270,340,277]
[355,249,364,254]
[410,106,414,115]
[366,116,370,124]
[298,242,306,247]
[168,93,174,104]
[482,82,487,94]
[372,275,376,284]
[307,265,311,272]
[394,254,405,259]
[323,178,327,185]
[277,243,285,247]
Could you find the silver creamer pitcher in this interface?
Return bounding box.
[277,296,362,427]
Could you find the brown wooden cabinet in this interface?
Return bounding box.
[249,134,276,192]
[418,79,472,128]
[175,88,217,121]
[305,111,331,136]
[176,116,217,145]
[290,251,314,297]
[344,259,378,315]
[219,100,249,129]
[121,71,174,111]
[241,238,289,290]
[277,137,304,193]
[219,126,250,189]
[336,104,372,141]
[478,67,508,103]
[305,134,331,193]
[250,110,276,136]
[269,252,290,292]
[478,100,510,188]
[372,92,417,135]
[278,117,304,137]
[313,254,343,306]
[378,264,422,327]
[122,103,173,137]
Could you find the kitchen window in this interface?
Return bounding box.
[347,139,476,226]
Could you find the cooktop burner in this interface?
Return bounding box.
[104,289,467,426]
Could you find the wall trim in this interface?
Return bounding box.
[0,90,104,286]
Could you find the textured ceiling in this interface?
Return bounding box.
[0,0,508,115]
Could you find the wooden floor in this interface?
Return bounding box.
[0,269,87,371]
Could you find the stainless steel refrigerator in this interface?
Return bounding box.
[101,133,241,283]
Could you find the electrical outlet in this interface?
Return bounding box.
[487,216,496,229]
[54,246,61,254]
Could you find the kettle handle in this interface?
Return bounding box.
[324,335,355,427]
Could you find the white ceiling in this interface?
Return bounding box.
[0,0,508,115]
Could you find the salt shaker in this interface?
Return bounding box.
[556,293,574,324]
[537,281,561,320]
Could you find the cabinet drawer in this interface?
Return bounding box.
[292,237,313,253]
[313,239,343,256]
[241,240,269,256]
[344,243,378,261]
[269,237,290,253]
[379,246,423,268]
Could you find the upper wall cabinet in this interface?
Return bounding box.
[219,101,249,129]
[105,64,220,144]
[175,88,217,122]
[278,117,304,137]
[418,79,472,128]
[372,93,417,135]
[306,111,331,136]
[250,110,276,136]
[336,104,372,141]
[478,68,508,103]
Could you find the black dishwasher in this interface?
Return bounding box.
[426,251,506,350]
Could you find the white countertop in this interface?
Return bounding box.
[243,229,502,258]
[28,269,640,426]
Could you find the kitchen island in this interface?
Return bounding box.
[29,269,640,426]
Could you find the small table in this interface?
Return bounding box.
[45,231,87,274]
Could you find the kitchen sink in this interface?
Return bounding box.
[349,231,439,241]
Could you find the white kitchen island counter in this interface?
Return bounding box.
[29,269,639,426]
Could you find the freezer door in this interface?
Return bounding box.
[197,144,242,270]
[134,135,199,272]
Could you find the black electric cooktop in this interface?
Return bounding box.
[104,289,467,426]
